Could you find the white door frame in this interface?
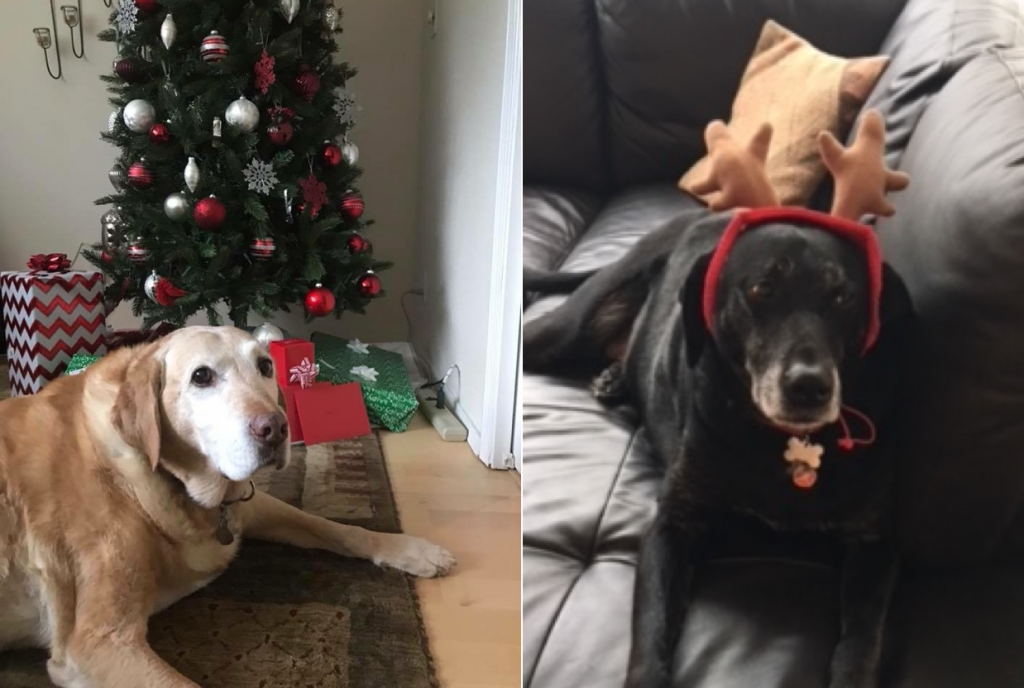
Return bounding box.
[478,0,522,470]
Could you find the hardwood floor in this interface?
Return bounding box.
[381,413,522,688]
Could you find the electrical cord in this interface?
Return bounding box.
[402,289,462,411]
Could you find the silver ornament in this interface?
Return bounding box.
[280,0,300,24]
[160,12,176,50]
[123,99,156,133]
[108,109,122,135]
[109,165,125,191]
[144,271,160,303]
[342,139,359,166]
[100,207,125,250]
[163,192,190,221]
[225,96,259,133]
[253,322,285,346]
[323,2,339,31]
[184,156,200,193]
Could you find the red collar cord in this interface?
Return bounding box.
[702,207,883,355]
[836,404,876,451]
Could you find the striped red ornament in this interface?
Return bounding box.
[200,31,229,63]
[249,238,276,260]
[127,239,149,263]
[339,191,364,220]
[127,159,154,190]
[0,270,108,396]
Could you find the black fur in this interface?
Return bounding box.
[524,211,912,688]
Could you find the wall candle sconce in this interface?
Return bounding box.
[33,0,86,80]
[61,2,84,59]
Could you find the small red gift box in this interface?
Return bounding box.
[269,338,315,389]
[271,338,370,445]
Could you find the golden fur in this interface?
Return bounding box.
[0,326,454,688]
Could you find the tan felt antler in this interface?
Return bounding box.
[689,121,778,211]
[818,109,910,221]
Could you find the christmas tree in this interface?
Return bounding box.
[89,0,389,329]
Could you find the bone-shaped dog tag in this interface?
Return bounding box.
[784,437,823,469]
[216,507,235,546]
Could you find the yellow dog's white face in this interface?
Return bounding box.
[111,326,290,507]
[160,326,290,481]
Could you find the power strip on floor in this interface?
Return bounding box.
[416,387,468,442]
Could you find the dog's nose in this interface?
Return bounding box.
[249,412,288,447]
[782,363,834,408]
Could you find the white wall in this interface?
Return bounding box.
[0,0,425,343]
[412,0,512,449]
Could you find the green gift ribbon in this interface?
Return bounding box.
[311,333,418,433]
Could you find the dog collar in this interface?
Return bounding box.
[779,405,877,489]
[216,480,256,545]
[702,207,883,354]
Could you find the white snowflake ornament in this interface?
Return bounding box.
[333,89,362,128]
[243,157,279,195]
[115,0,138,34]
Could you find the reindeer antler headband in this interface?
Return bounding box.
[696,110,910,354]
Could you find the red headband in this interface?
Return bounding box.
[702,207,882,354]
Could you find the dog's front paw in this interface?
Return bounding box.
[376,533,456,578]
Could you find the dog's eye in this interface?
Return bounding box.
[747,280,774,301]
[191,366,214,387]
[257,358,274,378]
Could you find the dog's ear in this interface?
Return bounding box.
[879,262,912,327]
[112,346,164,470]
[680,251,715,368]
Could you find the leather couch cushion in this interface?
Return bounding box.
[886,567,1024,687]
[597,0,907,189]
[680,21,888,207]
[857,0,1024,167]
[525,0,609,191]
[524,187,604,273]
[877,49,1024,564]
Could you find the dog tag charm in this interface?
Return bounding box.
[790,462,818,489]
[216,507,235,545]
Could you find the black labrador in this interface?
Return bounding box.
[524,208,912,688]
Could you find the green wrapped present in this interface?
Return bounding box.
[63,352,102,376]
[311,333,419,432]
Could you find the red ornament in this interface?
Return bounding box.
[148,122,171,145]
[200,31,229,63]
[296,202,319,220]
[357,272,382,297]
[134,0,160,13]
[299,173,329,217]
[347,234,368,254]
[291,64,321,102]
[155,278,187,307]
[319,142,342,167]
[267,121,293,146]
[304,283,335,317]
[249,237,276,260]
[194,195,227,230]
[113,57,146,84]
[127,160,154,189]
[255,50,276,95]
[339,191,365,220]
[100,251,113,264]
[127,240,149,263]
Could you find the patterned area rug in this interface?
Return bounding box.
[0,366,438,688]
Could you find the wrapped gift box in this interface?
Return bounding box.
[63,352,102,376]
[311,333,418,432]
[270,338,371,445]
[1,270,107,396]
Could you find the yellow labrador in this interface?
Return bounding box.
[0,326,455,687]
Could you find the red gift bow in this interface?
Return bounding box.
[289,357,320,389]
[26,253,71,273]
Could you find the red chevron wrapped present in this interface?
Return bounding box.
[0,270,107,396]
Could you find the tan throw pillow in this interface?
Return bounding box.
[679,20,888,207]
